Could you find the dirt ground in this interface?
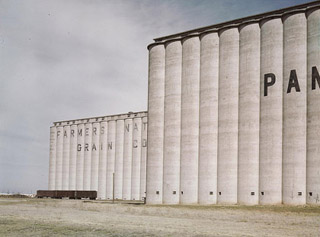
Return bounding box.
[0,198,319,236]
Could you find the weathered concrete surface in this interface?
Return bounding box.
[307,8,320,205]
[114,119,124,200]
[163,40,181,204]
[48,127,56,190]
[259,18,283,205]
[180,36,200,204]
[282,13,307,205]
[90,123,100,192]
[146,45,165,204]
[62,126,70,190]
[217,27,239,205]
[238,23,260,205]
[98,122,108,199]
[199,32,219,205]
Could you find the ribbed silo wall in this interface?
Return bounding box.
[83,123,92,190]
[90,122,100,192]
[307,7,320,205]
[62,126,70,190]
[198,32,219,205]
[123,118,133,200]
[55,126,64,190]
[76,123,85,190]
[69,124,77,190]
[146,45,165,204]
[259,17,283,205]
[140,117,148,200]
[131,117,142,200]
[238,23,260,205]
[98,121,108,199]
[114,119,124,199]
[106,120,116,199]
[217,27,239,204]
[282,12,307,205]
[180,36,200,204]
[48,126,56,190]
[163,40,181,204]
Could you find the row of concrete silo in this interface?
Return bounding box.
[48,112,148,200]
[146,4,320,205]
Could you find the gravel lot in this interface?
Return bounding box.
[0,197,319,236]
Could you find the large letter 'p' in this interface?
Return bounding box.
[264,73,276,97]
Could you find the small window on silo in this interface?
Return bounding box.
[298,192,302,196]
[156,191,159,195]
[209,192,213,195]
[309,192,313,196]
[261,192,264,196]
[173,191,176,195]
[181,191,184,195]
[251,192,255,196]
[218,192,221,196]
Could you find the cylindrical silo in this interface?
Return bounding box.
[140,117,148,200]
[98,121,108,199]
[238,22,260,205]
[180,35,200,204]
[90,122,100,192]
[76,123,85,190]
[131,118,142,200]
[282,12,307,205]
[48,126,57,190]
[198,31,219,205]
[146,44,165,204]
[123,118,133,200]
[62,125,70,190]
[114,119,124,199]
[83,123,92,190]
[55,126,64,190]
[69,124,77,190]
[106,120,116,199]
[163,40,181,204]
[259,17,283,205]
[217,27,239,204]
[307,8,320,205]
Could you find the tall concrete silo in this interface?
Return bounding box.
[198,31,219,205]
[83,123,92,190]
[76,123,85,190]
[146,45,165,204]
[123,118,133,200]
[140,116,148,200]
[48,126,57,190]
[69,124,77,190]
[163,40,181,204]
[62,125,70,190]
[282,12,307,205]
[106,120,116,199]
[90,122,100,192]
[55,126,64,190]
[217,27,239,204]
[114,119,124,199]
[307,7,320,205]
[98,121,108,199]
[238,22,260,205]
[131,117,142,200]
[259,17,283,205]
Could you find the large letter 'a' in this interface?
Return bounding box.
[287,70,301,93]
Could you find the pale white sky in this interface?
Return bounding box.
[0,0,311,193]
